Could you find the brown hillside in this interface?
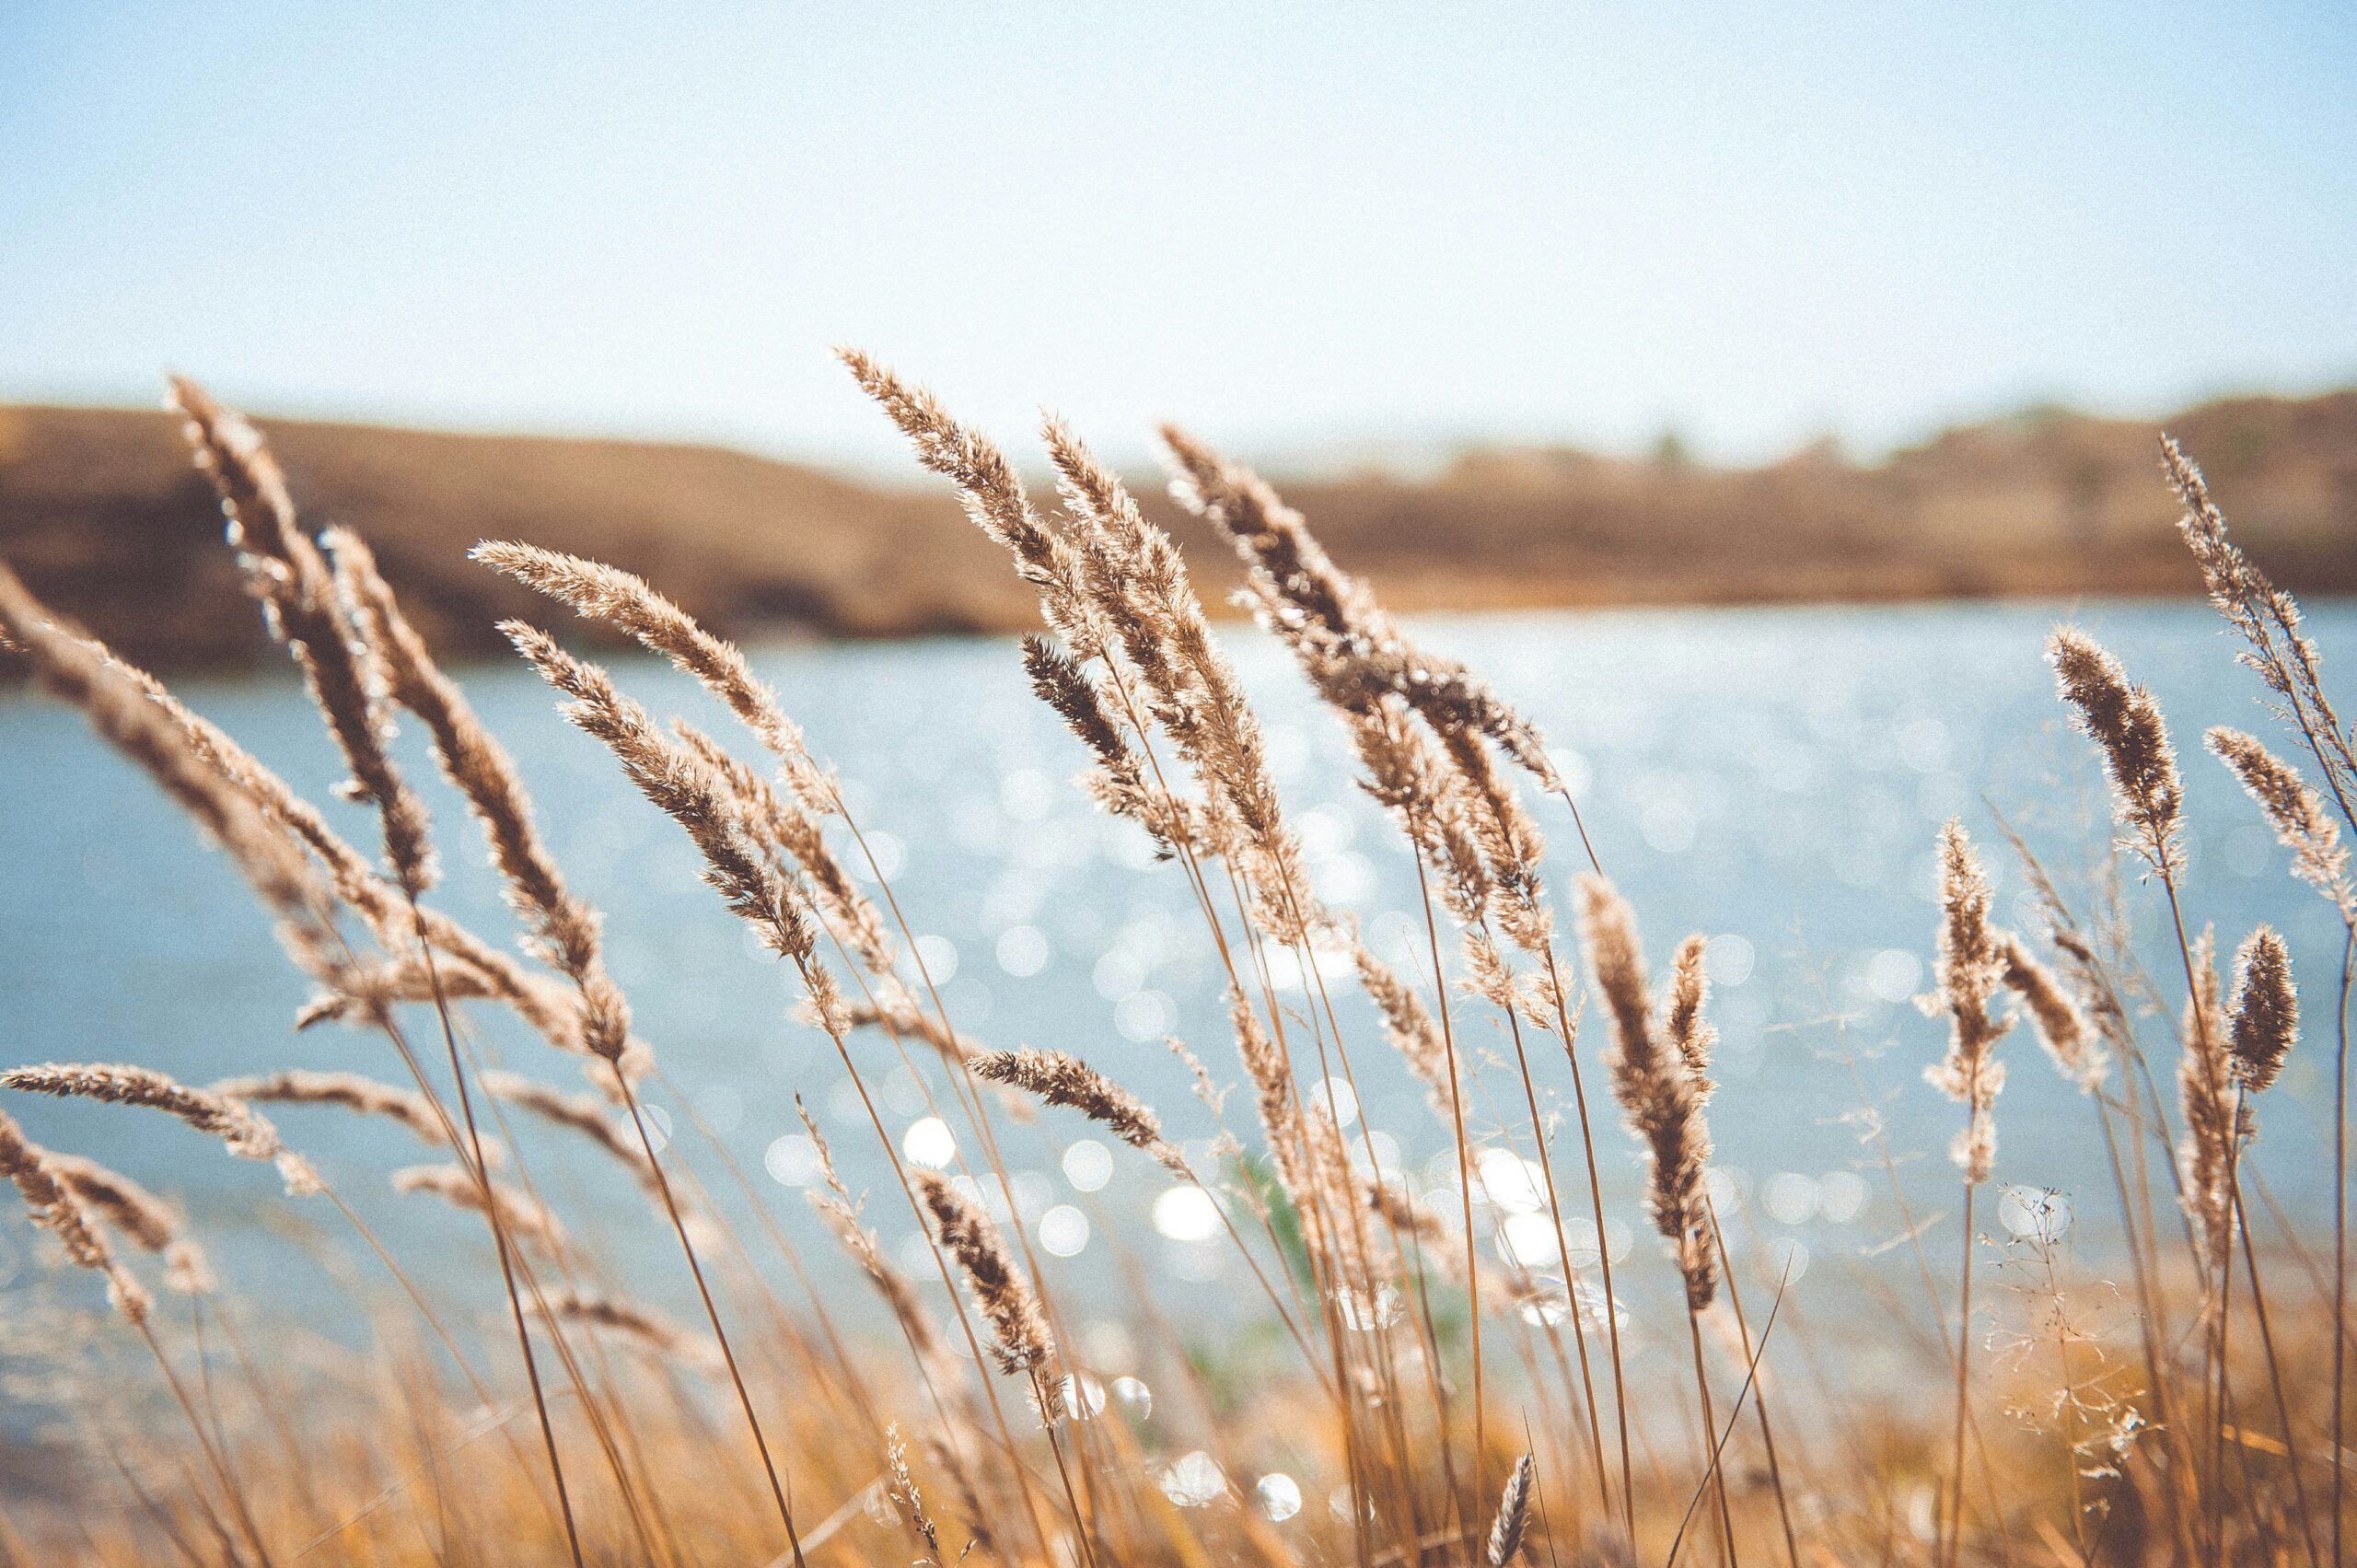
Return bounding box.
[1,391,2351,672]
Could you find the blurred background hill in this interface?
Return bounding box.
[3,387,2351,672]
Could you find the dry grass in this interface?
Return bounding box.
[0,370,2350,1567]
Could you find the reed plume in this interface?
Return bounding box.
[1665,933,1718,1098]
[2048,628,2185,877]
[1353,937,1455,1116]
[1162,425,1562,794]
[2,1063,315,1195]
[797,1098,944,1368]
[1998,934,2106,1093]
[44,1153,215,1296]
[2177,929,2235,1275]
[1923,821,2009,1185]
[1486,1452,1533,1566]
[2225,926,2296,1095]
[914,1169,1052,1377]
[0,1111,151,1324]
[391,1164,568,1253]
[472,541,834,807]
[478,1070,659,1191]
[1579,876,1713,1309]
[2209,726,2353,913]
[502,621,830,1007]
[546,1287,723,1375]
[969,1048,1186,1175]
[2166,436,2357,809]
[331,528,634,1067]
[211,1069,477,1158]
[170,377,436,898]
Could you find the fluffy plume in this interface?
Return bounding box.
[545,1286,722,1375]
[210,1069,475,1158]
[1997,935,2106,1093]
[171,377,436,897]
[2225,926,2297,1095]
[914,1169,1052,1376]
[970,1048,1186,1175]
[1487,1452,1534,1566]
[2209,726,2352,913]
[45,1154,214,1295]
[2166,435,2357,812]
[1579,875,1715,1309]
[472,540,835,807]
[2,1063,315,1196]
[478,1070,659,1192]
[1923,822,2009,1185]
[2177,929,2235,1273]
[0,1112,150,1324]
[1353,940,1456,1118]
[1161,425,1562,794]
[1665,933,1719,1100]
[2048,628,2185,877]
[331,528,633,1064]
[0,566,355,1000]
[502,624,837,1038]
[391,1164,567,1253]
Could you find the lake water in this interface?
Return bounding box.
[2,599,2349,1395]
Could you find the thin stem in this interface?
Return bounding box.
[1947,1179,1978,1568]
[1688,1307,1738,1568]
[406,912,583,1568]
[617,1081,806,1565]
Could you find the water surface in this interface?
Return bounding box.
[2,600,2346,1390]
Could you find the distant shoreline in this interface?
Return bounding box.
[4,388,2351,674]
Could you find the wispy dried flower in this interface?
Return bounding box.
[1579,875,1714,1309]
[171,377,436,897]
[2208,726,2353,914]
[2225,926,2296,1095]
[1487,1452,1534,1566]
[211,1069,482,1161]
[885,1423,943,1562]
[1923,822,2009,1185]
[2048,628,2185,877]
[45,1154,214,1295]
[472,541,835,807]
[970,1048,1186,1175]
[478,1070,658,1192]
[331,528,633,1064]
[2,1063,314,1196]
[2177,929,2235,1272]
[545,1286,722,1375]
[391,1164,567,1253]
[0,1111,150,1323]
[914,1169,1052,1376]
[1997,935,2106,1093]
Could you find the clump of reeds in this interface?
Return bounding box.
[9,373,2357,1568]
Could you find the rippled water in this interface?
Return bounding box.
[3,600,2349,1387]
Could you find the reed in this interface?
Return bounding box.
[4,379,2352,1568]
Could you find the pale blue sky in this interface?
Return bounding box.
[3,2,2352,471]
